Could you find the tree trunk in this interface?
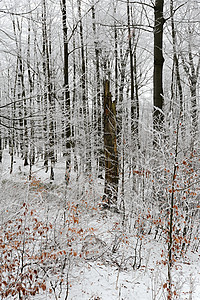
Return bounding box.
[42,4,49,172]
[0,131,2,163]
[153,0,165,133]
[12,18,29,165]
[42,0,55,180]
[61,0,71,183]
[170,0,183,113]
[181,39,199,137]
[77,0,91,172]
[9,68,17,174]
[127,0,135,128]
[92,3,103,172]
[103,80,119,208]
[27,17,34,179]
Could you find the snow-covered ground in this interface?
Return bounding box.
[0,149,200,300]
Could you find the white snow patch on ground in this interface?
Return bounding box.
[0,149,200,299]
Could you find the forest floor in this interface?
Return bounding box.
[0,149,200,300]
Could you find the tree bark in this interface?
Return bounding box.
[170,0,183,113]
[77,0,91,172]
[42,0,55,180]
[12,18,29,165]
[153,0,165,133]
[27,17,35,179]
[0,131,2,163]
[92,3,103,172]
[103,80,119,208]
[61,0,71,183]
[127,0,135,128]
[181,38,199,137]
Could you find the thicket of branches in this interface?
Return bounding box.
[0,0,200,298]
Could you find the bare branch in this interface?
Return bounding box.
[0,4,40,16]
[117,0,154,9]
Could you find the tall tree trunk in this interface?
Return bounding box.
[9,68,16,174]
[12,18,29,165]
[92,3,103,173]
[118,46,129,134]
[153,0,165,133]
[181,36,200,138]
[127,1,139,190]
[131,17,139,138]
[42,4,49,172]
[72,30,78,174]
[27,16,35,179]
[78,0,86,113]
[114,3,118,105]
[169,0,185,145]
[103,80,119,208]
[127,0,134,129]
[77,0,90,172]
[170,0,183,114]
[42,0,55,180]
[19,56,28,166]
[61,0,71,183]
